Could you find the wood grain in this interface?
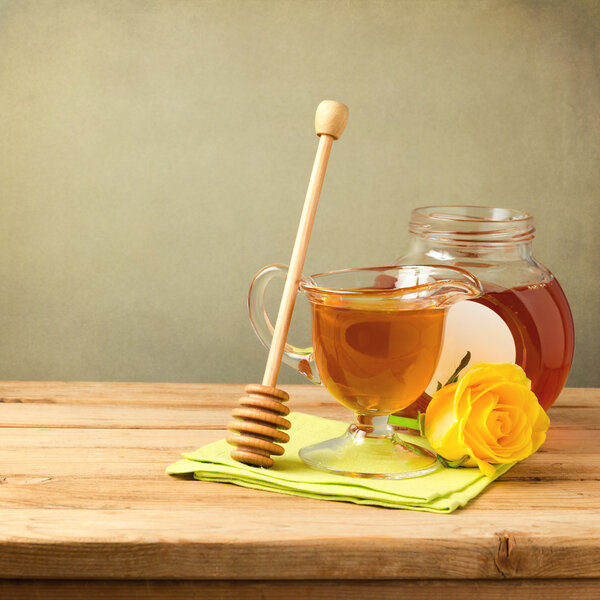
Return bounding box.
[0,579,598,600]
[0,383,597,591]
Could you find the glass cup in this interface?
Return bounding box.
[248,264,482,479]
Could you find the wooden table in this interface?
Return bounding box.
[0,383,598,598]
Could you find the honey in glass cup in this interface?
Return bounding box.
[310,292,445,416]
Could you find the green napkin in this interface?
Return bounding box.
[166,412,512,512]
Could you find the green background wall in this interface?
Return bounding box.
[0,0,598,386]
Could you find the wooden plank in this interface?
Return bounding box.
[459,480,600,508]
[0,425,596,454]
[0,435,597,480]
[540,427,600,453]
[0,578,599,600]
[0,476,598,510]
[552,387,600,408]
[0,447,597,481]
[0,447,187,477]
[0,508,598,579]
[0,419,597,481]
[0,382,335,407]
[0,403,352,429]
[500,452,600,480]
[0,427,220,449]
[0,401,597,429]
[0,382,595,408]
[543,407,600,429]
[0,381,249,406]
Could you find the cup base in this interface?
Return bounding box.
[299,422,440,480]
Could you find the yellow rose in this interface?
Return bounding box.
[424,363,550,477]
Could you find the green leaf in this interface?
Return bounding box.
[387,415,420,430]
[435,381,443,392]
[443,351,471,387]
[417,412,426,437]
[437,454,470,469]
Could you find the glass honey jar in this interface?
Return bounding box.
[395,206,575,411]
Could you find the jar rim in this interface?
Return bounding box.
[409,205,535,244]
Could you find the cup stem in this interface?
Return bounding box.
[299,411,439,479]
[351,414,395,439]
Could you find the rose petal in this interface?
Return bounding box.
[473,456,498,477]
[468,390,499,448]
[426,386,468,461]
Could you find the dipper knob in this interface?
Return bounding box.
[314,100,349,139]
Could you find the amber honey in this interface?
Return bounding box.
[311,295,446,416]
[474,278,574,411]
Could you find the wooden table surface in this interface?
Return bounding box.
[0,382,598,599]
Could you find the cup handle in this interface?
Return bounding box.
[248,264,321,384]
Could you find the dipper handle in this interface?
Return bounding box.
[227,100,349,468]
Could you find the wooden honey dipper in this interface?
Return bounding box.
[226,100,349,468]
